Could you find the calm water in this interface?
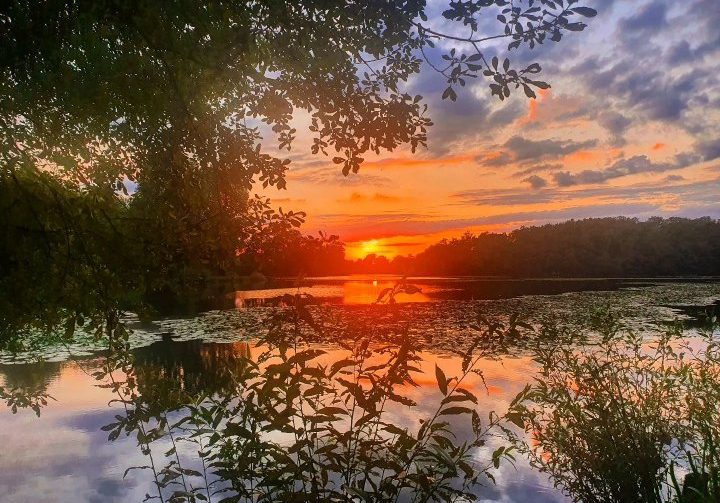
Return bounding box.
[1,277,719,502]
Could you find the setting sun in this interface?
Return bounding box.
[361,239,379,255]
[346,238,393,260]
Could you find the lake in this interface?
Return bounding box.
[1,276,719,503]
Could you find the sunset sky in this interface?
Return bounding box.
[261,0,720,260]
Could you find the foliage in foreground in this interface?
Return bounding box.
[0,168,304,350]
[97,296,525,502]
[509,312,720,503]
[5,292,720,503]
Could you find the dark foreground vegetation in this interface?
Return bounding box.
[2,298,719,503]
[406,216,720,277]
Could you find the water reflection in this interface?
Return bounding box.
[0,359,61,395]
[232,278,434,307]
[0,329,565,502]
[95,309,548,503]
[231,276,673,307]
[1,283,719,502]
[133,338,251,398]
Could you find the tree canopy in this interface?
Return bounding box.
[407,217,720,277]
[252,217,720,278]
[2,0,597,185]
[0,0,599,348]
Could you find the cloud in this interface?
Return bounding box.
[371,193,404,203]
[407,62,526,156]
[573,14,715,134]
[363,154,473,170]
[272,197,307,205]
[663,174,685,182]
[687,0,720,58]
[381,240,423,248]
[452,178,719,207]
[312,175,720,242]
[618,1,668,40]
[289,167,391,187]
[502,136,598,162]
[476,151,512,168]
[341,192,404,203]
[523,175,548,190]
[551,153,699,186]
[328,203,665,239]
[597,111,632,147]
[450,187,557,206]
[666,40,695,65]
[513,163,564,177]
[517,91,589,128]
[697,139,720,162]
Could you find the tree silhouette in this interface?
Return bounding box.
[407,217,720,278]
[0,0,598,347]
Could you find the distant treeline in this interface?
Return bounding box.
[263,217,720,278]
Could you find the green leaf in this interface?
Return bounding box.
[572,7,597,17]
[439,406,474,415]
[564,22,587,31]
[435,364,448,395]
[316,406,347,416]
[506,412,525,429]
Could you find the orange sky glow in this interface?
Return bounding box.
[259,3,720,260]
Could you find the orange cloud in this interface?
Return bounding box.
[373,193,403,203]
[564,150,595,162]
[516,89,593,131]
[563,147,624,166]
[476,150,509,166]
[363,154,474,170]
[518,88,549,125]
[272,197,307,204]
[652,142,666,150]
[341,192,405,204]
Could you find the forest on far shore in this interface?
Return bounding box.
[264,217,720,278]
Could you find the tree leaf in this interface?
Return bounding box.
[435,364,448,395]
[572,7,597,17]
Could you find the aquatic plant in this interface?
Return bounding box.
[98,294,524,502]
[508,311,720,503]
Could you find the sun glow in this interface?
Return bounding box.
[345,238,391,260]
[361,239,380,255]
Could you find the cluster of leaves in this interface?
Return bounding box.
[0,168,130,350]
[508,313,720,503]
[0,168,304,350]
[240,231,346,279]
[94,296,530,502]
[0,382,54,416]
[417,0,597,101]
[374,278,423,305]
